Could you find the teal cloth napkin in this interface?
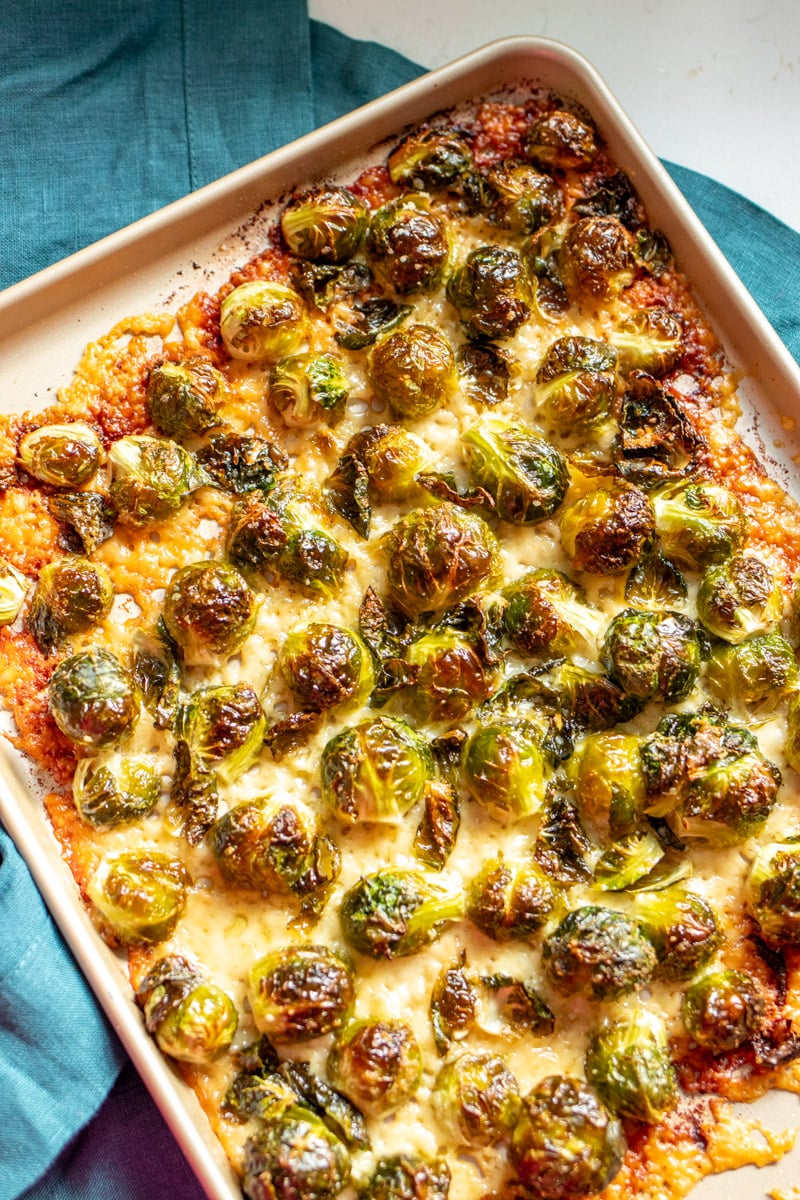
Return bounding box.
[2,6,799,1200]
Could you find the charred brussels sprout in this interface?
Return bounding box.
[432,1052,520,1147]
[635,885,721,980]
[282,527,350,596]
[651,480,746,570]
[462,417,569,524]
[0,558,27,626]
[366,195,450,294]
[248,945,354,1042]
[87,849,190,945]
[601,608,705,703]
[49,648,137,749]
[109,435,200,527]
[704,632,797,710]
[387,126,471,191]
[280,184,367,263]
[609,309,684,377]
[542,906,656,1000]
[384,503,498,619]
[534,335,617,432]
[502,568,604,657]
[362,426,430,502]
[243,1108,350,1200]
[368,325,455,420]
[404,629,495,722]
[485,161,565,235]
[327,1019,422,1115]
[210,796,335,896]
[560,483,655,575]
[27,556,113,653]
[179,684,265,782]
[447,245,532,342]
[280,624,373,714]
[585,1012,677,1123]
[615,376,703,489]
[465,857,556,941]
[559,216,635,300]
[572,732,646,846]
[73,753,160,827]
[162,561,256,663]
[220,280,307,362]
[339,869,463,959]
[510,1075,623,1200]
[18,422,103,487]
[696,555,782,643]
[681,968,765,1052]
[525,109,597,169]
[196,431,286,496]
[675,743,780,845]
[136,955,237,1063]
[745,842,800,945]
[269,351,349,427]
[357,1154,450,1200]
[321,716,432,824]
[462,721,546,824]
[146,356,227,437]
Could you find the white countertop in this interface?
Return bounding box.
[310,0,800,234]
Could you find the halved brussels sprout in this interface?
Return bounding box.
[27,556,114,653]
[178,684,266,782]
[696,555,782,643]
[681,967,765,1052]
[651,480,746,570]
[87,848,190,945]
[243,1107,350,1200]
[321,715,432,824]
[572,731,646,846]
[525,110,597,168]
[462,720,546,824]
[362,425,430,502]
[485,161,565,235]
[220,280,307,362]
[432,1052,521,1147]
[559,216,635,300]
[387,126,472,191]
[357,1154,450,1200]
[585,1012,677,1123]
[280,184,368,263]
[210,796,335,897]
[635,885,721,980]
[404,629,496,723]
[73,752,160,827]
[280,527,350,597]
[339,869,463,959]
[560,483,655,575]
[368,324,456,420]
[0,558,27,626]
[502,568,604,657]
[49,647,137,749]
[534,335,617,432]
[465,857,556,941]
[609,309,684,376]
[18,422,103,488]
[248,945,355,1042]
[601,608,705,703]
[146,356,228,438]
[279,623,374,714]
[269,352,349,427]
[462,417,569,524]
[744,842,800,945]
[366,195,450,294]
[542,906,656,1000]
[162,561,256,663]
[704,632,797,711]
[447,244,532,341]
[327,1019,422,1116]
[109,435,200,527]
[136,954,237,1063]
[671,743,780,846]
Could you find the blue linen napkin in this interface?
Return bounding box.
[2,7,800,1200]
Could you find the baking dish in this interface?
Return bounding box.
[2,35,800,1200]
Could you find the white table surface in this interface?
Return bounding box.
[310,0,800,235]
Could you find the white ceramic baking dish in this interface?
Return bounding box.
[2,35,800,1200]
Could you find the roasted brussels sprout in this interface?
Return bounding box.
[704,632,797,710]
[17,421,103,487]
[456,342,514,407]
[73,752,160,827]
[209,796,334,896]
[502,568,603,657]
[462,417,569,524]
[534,336,617,432]
[109,435,200,527]
[368,325,455,420]
[635,885,721,980]
[625,550,687,609]
[745,842,800,945]
[681,967,765,1052]
[327,1019,422,1115]
[593,829,665,891]
[387,126,471,191]
[178,684,265,782]
[281,527,350,596]
[357,1154,450,1200]
[614,373,703,490]
[447,245,532,342]
[87,849,190,945]
[162,561,256,663]
[27,556,114,653]
[403,629,495,722]
[225,495,287,573]
[220,280,307,362]
[243,1107,350,1200]
[280,184,368,263]
[525,109,597,169]
[672,741,781,845]
[609,309,684,376]
[432,1052,520,1147]
[269,351,349,427]
[366,195,450,294]
[49,647,137,749]
[339,869,463,959]
[146,356,227,437]
[462,720,546,824]
[560,482,655,575]
[651,480,746,570]
[542,906,656,1000]
[362,426,430,502]
[384,503,498,619]
[559,216,635,300]
[510,1075,624,1200]
[465,857,556,941]
[485,161,565,235]
[196,431,287,496]
[321,715,432,824]
[572,731,646,846]
[585,1012,677,1123]
[135,954,237,1063]
[279,624,374,715]
[248,945,354,1042]
[0,558,27,626]
[601,608,705,703]
[696,555,782,643]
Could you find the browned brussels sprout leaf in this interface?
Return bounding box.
[430,729,468,783]
[413,779,461,871]
[636,228,673,276]
[333,297,412,350]
[130,624,180,731]
[223,1036,296,1123]
[573,172,643,231]
[168,739,219,845]
[289,259,372,311]
[415,470,493,511]
[196,432,287,496]
[48,491,117,555]
[456,342,514,407]
[614,372,704,489]
[294,834,341,924]
[358,585,411,664]
[430,954,477,1056]
[277,1059,369,1152]
[534,788,593,884]
[325,451,371,538]
[263,710,321,761]
[478,974,555,1037]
